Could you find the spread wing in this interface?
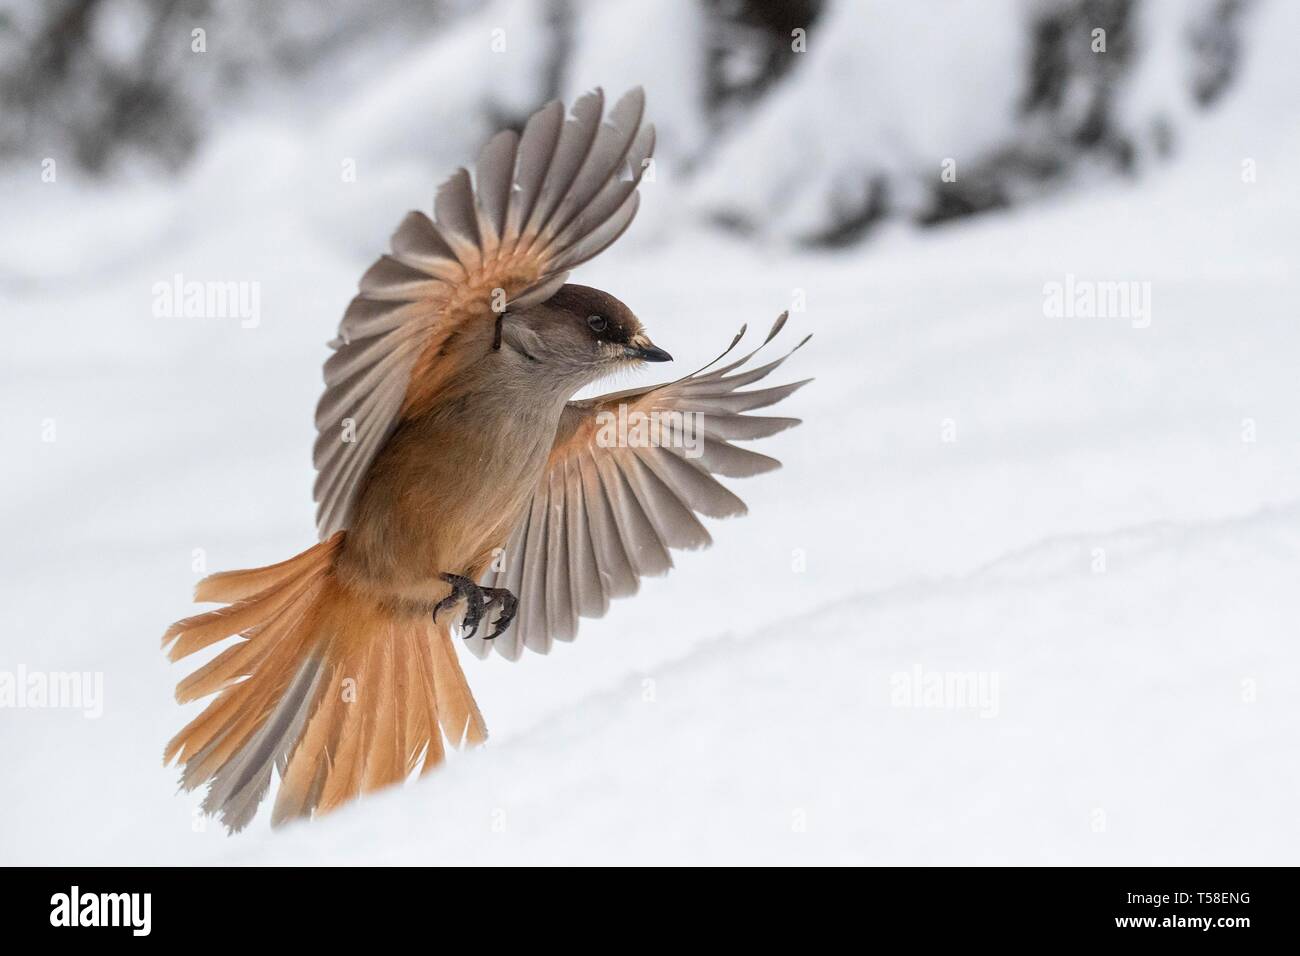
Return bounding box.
[469,314,811,660]
[313,88,656,537]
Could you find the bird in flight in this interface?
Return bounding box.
[162,88,810,831]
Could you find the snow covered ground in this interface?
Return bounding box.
[2,4,1298,865]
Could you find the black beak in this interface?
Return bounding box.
[626,344,673,362]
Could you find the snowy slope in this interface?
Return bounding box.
[1,4,1299,865]
[213,504,1300,866]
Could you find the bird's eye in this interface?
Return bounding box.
[587,315,608,333]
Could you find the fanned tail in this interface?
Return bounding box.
[163,534,487,832]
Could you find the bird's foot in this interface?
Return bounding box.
[433,573,487,639]
[481,587,518,640]
[433,575,517,641]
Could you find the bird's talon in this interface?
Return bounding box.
[482,587,518,640]
[434,573,488,639]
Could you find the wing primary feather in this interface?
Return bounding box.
[594,452,672,577]
[336,298,421,345]
[636,442,748,519]
[685,379,813,414]
[542,88,645,245]
[519,489,552,655]
[550,192,641,273]
[565,455,607,618]
[503,99,565,244]
[358,255,446,301]
[389,211,466,280]
[693,436,783,478]
[550,122,655,259]
[544,466,576,642]
[619,452,711,551]
[677,334,812,394]
[695,412,802,441]
[520,88,606,252]
[474,128,519,251]
[432,168,484,271]
[695,312,794,381]
[576,451,639,600]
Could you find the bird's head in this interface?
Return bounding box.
[497,284,671,390]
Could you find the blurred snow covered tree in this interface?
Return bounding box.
[703,0,825,114]
[0,0,453,173]
[689,0,1256,242]
[0,0,1259,244]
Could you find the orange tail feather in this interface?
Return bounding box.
[163,534,487,831]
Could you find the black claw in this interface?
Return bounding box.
[432,575,517,642]
[433,573,486,639]
[482,587,518,640]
